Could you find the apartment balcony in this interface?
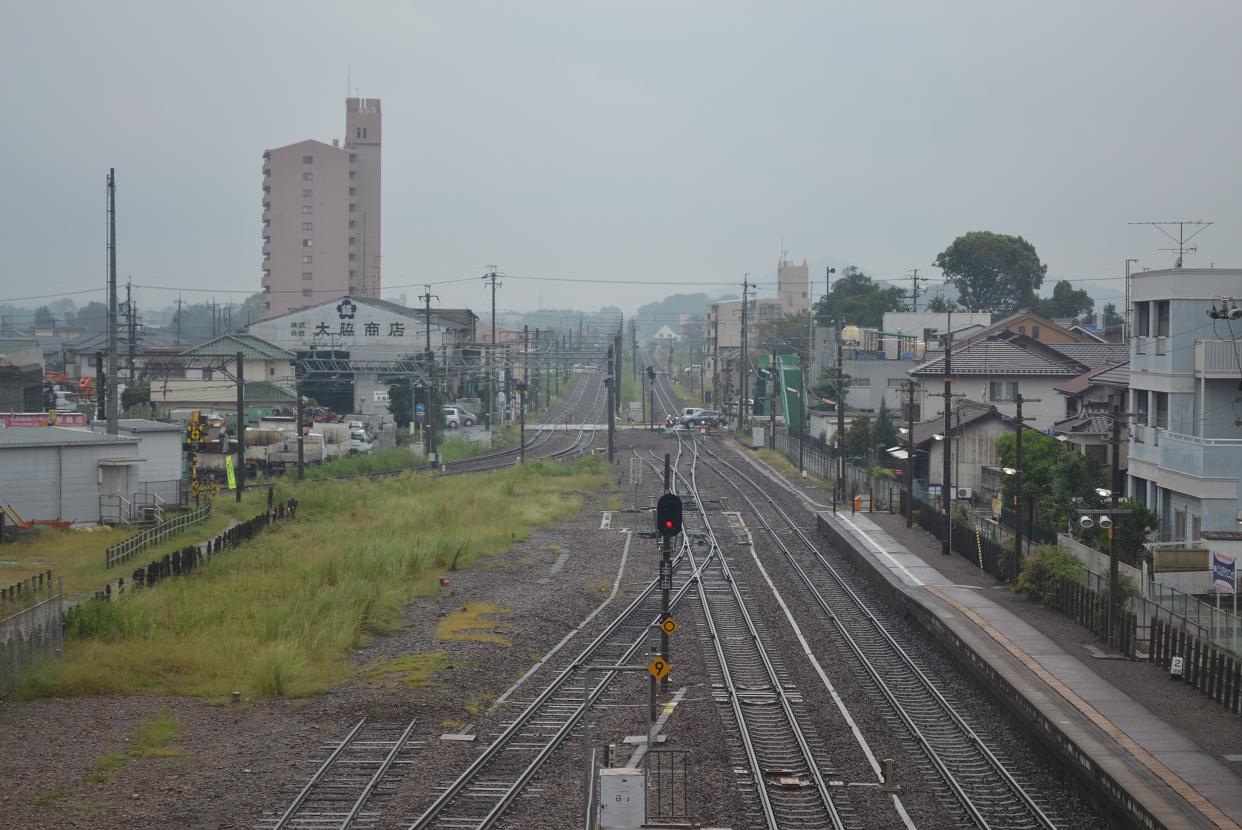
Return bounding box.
[1131,427,1242,480]
[1195,340,1242,378]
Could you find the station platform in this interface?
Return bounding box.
[820,507,1242,830]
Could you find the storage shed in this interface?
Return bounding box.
[0,427,142,525]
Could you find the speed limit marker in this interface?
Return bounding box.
[659,617,677,636]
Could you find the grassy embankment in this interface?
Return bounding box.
[0,490,271,598]
[17,456,608,700]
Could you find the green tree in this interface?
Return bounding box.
[1080,499,1159,564]
[1102,303,1122,327]
[755,312,812,361]
[996,430,1106,530]
[811,369,849,410]
[121,382,150,411]
[73,301,110,331]
[813,267,906,328]
[1030,280,1094,320]
[934,231,1047,313]
[926,294,951,312]
[34,305,54,329]
[872,398,897,463]
[386,376,414,428]
[844,416,872,461]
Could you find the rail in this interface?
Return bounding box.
[104,501,213,569]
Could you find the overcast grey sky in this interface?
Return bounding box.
[2,1,1240,316]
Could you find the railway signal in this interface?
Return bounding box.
[656,492,682,538]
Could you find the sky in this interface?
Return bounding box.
[2,1,1240,318]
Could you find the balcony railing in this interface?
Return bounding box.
[1195,339,1242,377]
[1161,430,1242,447]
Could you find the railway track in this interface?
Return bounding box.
[695,441,1061,829]
[257,718,419,830]
[676,439,851,830]
[405,515,711,830]
[442,370,606,475]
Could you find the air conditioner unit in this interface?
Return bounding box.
[955,487,973,500]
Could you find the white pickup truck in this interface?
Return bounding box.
[348,428,374,454]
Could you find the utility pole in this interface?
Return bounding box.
[941,315,953,556]
[769,352,777,450]
[606,343,615,462]
[95,350,106,422]
[1105,395,1136,644]
[296,375,305,480]
[905,381,916,528]
[422,285,439,465]
[614,328,622,417]
[125,279,137,385]
[483,267,499,429]
[105,169,118,435]
[236,352,245,503]
[630,319,638,380]
[738,275,750,431]
[835,320,845,505]
[174,294,183,347]
[1007,393,1040,580]
[1123,258,1138,344]
[533,328,541,414]
[711,315,719,407]
[661,453,672,691]
[908,268,921,312]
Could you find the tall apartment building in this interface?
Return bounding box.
[1127,267,1242,541]
[777,258,810,315]
[261,98,382,318]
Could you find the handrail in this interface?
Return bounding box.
[104,501,213,569]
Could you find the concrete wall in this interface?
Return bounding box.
[345,97,382,299]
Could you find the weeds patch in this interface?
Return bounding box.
[21,458,606,699]
[34,789,70,807]
[438,603,511,646]
[82,710,182,783]
[361,652,450,689]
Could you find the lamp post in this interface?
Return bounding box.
[1002,466,1024,582]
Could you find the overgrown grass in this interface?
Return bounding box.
[298,447,423,480]
[19,456,608,700]
[438,435,496,463]
[0,489,270,598]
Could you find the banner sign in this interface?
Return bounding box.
[225,455,237,491]
[0,412,88,428]
[1212,551,1236,594]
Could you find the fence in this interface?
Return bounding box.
[1,579,62,692]
[773,430,831,479]
[2,570,54,613]
[104,501,213,569]
[89,498,299,602]
[1146,603,1241,715]
[899,493,1010,582]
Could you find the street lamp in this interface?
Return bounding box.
[1002,466,1025,582]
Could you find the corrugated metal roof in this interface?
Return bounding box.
[178,334,295,360]
[1054,361,1130,396]
[243,381,297,401]
[0,427,138,448]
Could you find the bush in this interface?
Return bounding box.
[1015,544,1083,606]
[64,597,125,639]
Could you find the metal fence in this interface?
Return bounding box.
[1,582,62,692]
[105,501,213,569]
[773,430,831,480]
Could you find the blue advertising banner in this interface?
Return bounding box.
[1212,551,1236,594]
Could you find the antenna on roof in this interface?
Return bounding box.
[1128,220,1213,268]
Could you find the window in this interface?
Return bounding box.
[1066,397,1080,416]
[1134,389,1149,424]
[263,301,271,311]
[303,255,313,263]
[349,204,355,212]
[1031,324,1040,339]
[349,253,356,261]
[1018,324,1026,335]
[852,377,870,387]
[1136,301,1150,337]
[349,269,357,279]
[1191,514,1201,542]
[1155,300,1170,338]
[887,378,905,388]
[989,381,1019,401]
[349,187,356,196]
[302,288,313,297]
[1154,391,1168,428]
[302,272,313,280]
[262,285,270,294]
[303,172,313,181]
[303,222,313,231]
[1174,509,1186,541]
[302,239,312,247]
[302,155,313,164]
[262,168,271,177]
[349,236,356,246]
[303,188,313,197]
[349,220,356,229]
[355,127,367,139]
[302,205,313,215]
[350,153,357,162]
